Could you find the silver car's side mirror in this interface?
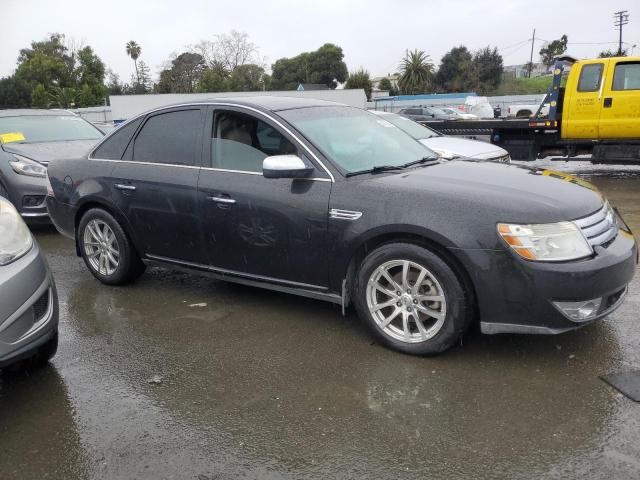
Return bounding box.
[262,155,314,179]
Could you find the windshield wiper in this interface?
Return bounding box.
[345,165,406,177]
[400,156,440,168]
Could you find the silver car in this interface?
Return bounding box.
[371,110,510,162]
[0,197,58,370]
[0,109,103,224]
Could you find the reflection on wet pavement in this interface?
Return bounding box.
[1,174,640,479]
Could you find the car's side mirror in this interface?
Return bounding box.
[263,155,314,179]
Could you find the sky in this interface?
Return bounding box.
[1,0,638,83]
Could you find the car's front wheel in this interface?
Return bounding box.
[354,243,472,356]
[78,208,145,285]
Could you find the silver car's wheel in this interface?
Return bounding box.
[366,259,447,344]
[83,219,120,276]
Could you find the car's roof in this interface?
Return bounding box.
[161,95,346,112]
[369,110,392,116]
[0,109,75,118]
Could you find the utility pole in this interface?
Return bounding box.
[528,28,536,78]
[614,10,629,56]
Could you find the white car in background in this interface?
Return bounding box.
[438,107,478,120]
[371,110,510,162]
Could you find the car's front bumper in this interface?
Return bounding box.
[454,229,637,334]
[2,171,49,224]
[0,241,59,368]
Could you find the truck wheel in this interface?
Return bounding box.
[353,243,472,356]
[78,208,146,285]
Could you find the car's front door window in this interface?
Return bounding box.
[212,111,297,173]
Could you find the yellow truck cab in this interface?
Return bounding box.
[562,57,640,140]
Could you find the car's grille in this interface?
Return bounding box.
[32,289,50,321]
[573,204,618,247]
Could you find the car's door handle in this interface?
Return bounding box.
[603,97,613,108]
[207,195,236,204]
[114,184,136,191]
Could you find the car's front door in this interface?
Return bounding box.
[197,106,332,288]
[110,107,206,264]
[599,60,640,139]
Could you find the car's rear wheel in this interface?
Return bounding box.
[78,208,145,285]
[354,243,471,356]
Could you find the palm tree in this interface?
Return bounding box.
[398,50,434,95]
[126,41,142,84]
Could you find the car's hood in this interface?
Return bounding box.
[1,140,99,165]
[420,136,507,160]
[366,160,603,223]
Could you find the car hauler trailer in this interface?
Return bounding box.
[422,56,640,162]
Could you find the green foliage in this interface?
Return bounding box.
[599,49,628,58]
[398,50,434,94]
[345,69,373,100]
[0,33,108,107]
[157,52,205,93]
[0,75,31,108]
[31,83,49,108]
[473,46,503,94]
[492,76,553,95]
[539,35,568,68]
[377,77,393,92]
[196,69,228,92]
[435,46,475,92]
[270,43,348,90]
[227,64,265,91]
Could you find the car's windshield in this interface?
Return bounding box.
[376,113,440,140]
[280,106,438,173]
[0,115,103,143]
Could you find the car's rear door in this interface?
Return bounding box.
[599,60,640,139]
[110,107,207,264]
[197,105,332,288]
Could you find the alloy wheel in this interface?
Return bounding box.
[366,259,447,343]
[83,219,120,276]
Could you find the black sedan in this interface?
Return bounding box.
[45,97,636,355]
[0,109,104,224]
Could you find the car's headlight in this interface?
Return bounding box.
[498,221,592,261]
[0,198,33,265]
[9,154,47,178]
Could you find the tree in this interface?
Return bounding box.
[473,46,503,93]
[31,83,49,108]
[398,50,434,94]
[106,70,123,95]
[345,69,373,100]
[0,76,31,108]
[227,64,265,91]
[157,52,205,93]
[48,86,77,108]
[196,69,228,92]
[378,77,393,92]
[435,46,475,92]
[539,35,568,69]
[193,30,260,73]
[599,49,628,58]
[126,41,142,84]
[130,60,151,94]
[75,46,107,105]
[270,43,348,90]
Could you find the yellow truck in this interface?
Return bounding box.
[425,56,640,161]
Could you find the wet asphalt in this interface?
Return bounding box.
[1,173,640,480]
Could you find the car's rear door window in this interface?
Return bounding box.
[92,117,143,160]
[211,110,297,173]
[133,109,200,166]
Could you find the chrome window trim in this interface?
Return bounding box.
[89,101,336,182]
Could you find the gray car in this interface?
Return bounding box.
[0,196,58,370]
[0,109,103,224]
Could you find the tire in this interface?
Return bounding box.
[78,208,146,285]
[353,243,472,356]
